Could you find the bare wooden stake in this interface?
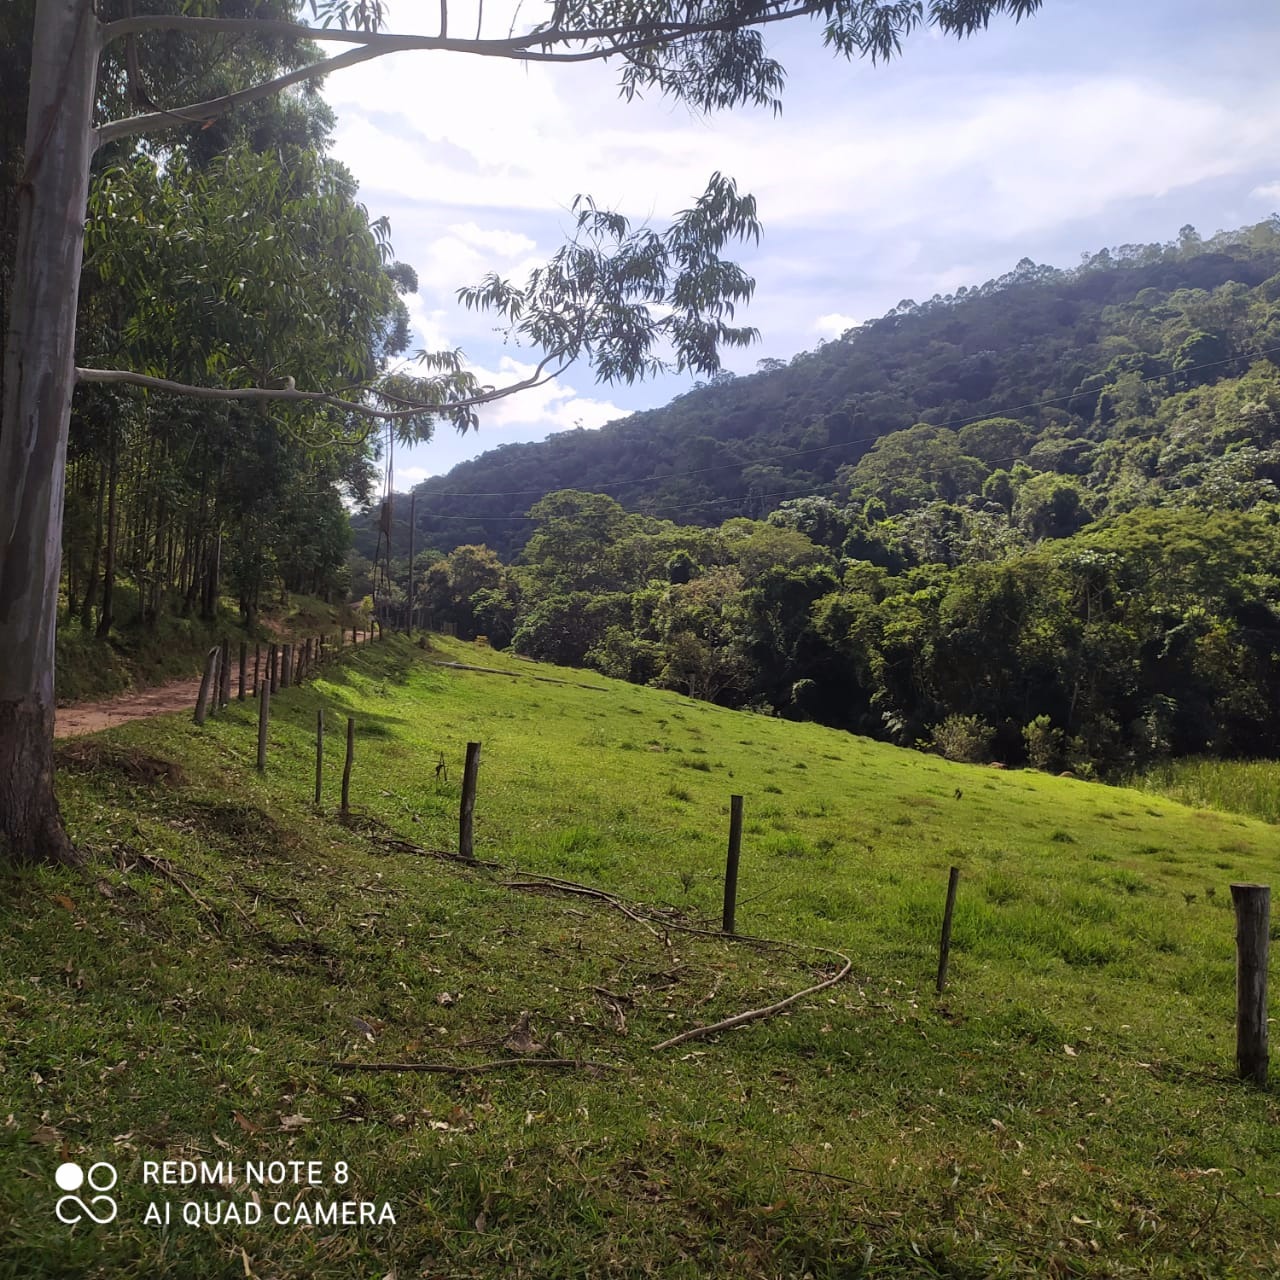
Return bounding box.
[238,640,247,701]
[936,866,961,995]
[218,636,231,707]
[269,643,279,693]
[722,794,744,935]
[315,707,325,807]
[1231,883,1270,1086]
[256,679,270,772]
[340,716,355,818]
[459,741,482,860]
[281,642,293,689]
[253,643,261,695]
[194,646,220,724]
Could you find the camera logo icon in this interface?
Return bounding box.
[54,1162,118,1225]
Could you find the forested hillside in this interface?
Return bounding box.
[367,219,1280,560]
[368,221,1280,775]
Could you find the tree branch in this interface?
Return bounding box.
[651,951,853,1052]
[305,1057,615,1074]
[98,5,815,55]
[94,43,387,149]
[73,361,566,418]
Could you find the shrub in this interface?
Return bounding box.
[1022,714,1065,771]
[931,713,994,764]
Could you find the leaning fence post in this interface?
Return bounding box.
[459,741,482,860]
[1231,883,1270,1086]
[194,646,220,724]
[315,708,325,807]
[936,866,961,995]
[256,678,270,772]
[218,636,231,707]
[340,716,355,819]
[722,794,744,935]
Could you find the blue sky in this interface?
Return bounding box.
[321,0,1280,489]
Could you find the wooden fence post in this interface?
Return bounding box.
[218,636,231,707]
[315,708,324,807]
[936,866,961,995]
[238,641,247,701]
[269,643,279,693]
[1231,883,1270,1086]
[253,643,260,695]
[341,716,355,818]
[256,678,270,772]
[722,794,744,935]
[194,646,220,724]
[281,643,293,689]
[459,741,482,859]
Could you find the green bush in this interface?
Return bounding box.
[931,713,994,764]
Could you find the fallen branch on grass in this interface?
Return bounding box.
[367,833,503,870]
[360,824,855,1055]
[306,1056,615,1075]
[651,951,853,1052]
[113,847,227,933]
[500,876,661,937]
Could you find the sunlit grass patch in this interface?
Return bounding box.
[4,635,1280,1277]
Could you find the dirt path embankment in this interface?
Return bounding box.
[54,676,206,738]
[54,630,372,737]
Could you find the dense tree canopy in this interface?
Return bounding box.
[395,226,1280,776]
[385,220,1280,559]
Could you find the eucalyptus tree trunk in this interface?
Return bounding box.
[0,0,100,866]
[95,426,118,639]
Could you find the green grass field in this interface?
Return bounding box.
[3,635,1279,1277]
[1134,757,1280,828]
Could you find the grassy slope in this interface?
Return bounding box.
[1133,758,1280,827]
[3,635,1279,1278]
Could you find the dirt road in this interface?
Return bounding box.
[53,630,373,738]
[54,676,207,738]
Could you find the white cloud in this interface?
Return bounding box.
[332,50,1280,242]
[401,293,453,354]
[396,465,436,488]
[317,3,1280,475]
[814,312,859,338]
[468,356,624,434]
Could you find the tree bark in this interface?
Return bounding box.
[79,458,105,629]
[0,0,101,866]
[95,425,118,638]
